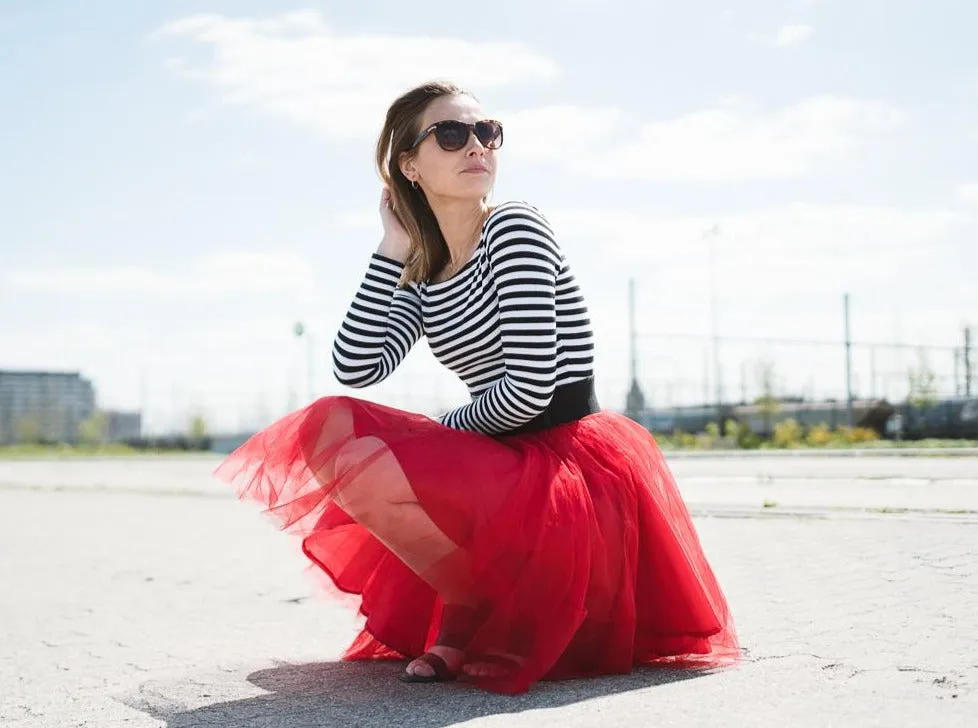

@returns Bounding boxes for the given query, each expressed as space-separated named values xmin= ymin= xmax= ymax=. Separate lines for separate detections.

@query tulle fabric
xmin=215 ymin=396 xmax=739 ymax=694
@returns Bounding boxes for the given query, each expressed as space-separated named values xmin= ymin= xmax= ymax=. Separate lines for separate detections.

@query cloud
xmin=515 ymin=96 xmax=903 ymax=182
xmin=155 ymin=12 xmax=895 ymax=183
xmin=154 ymin=10 xmax=560 ymax=139
xmin=773 ymin=24 xmax=815 ymax=47
xmin=753 ymin=24 xmax=815 ymax=48
xmin=554 ymin=201 xmax=966 ymax=259
xmin=5 ymin=252 xmax=315 ymax=297
xmin=956 ymin=183 xmax=978 ymax=205
xmin=337 ymin=208 xmax=381 ymax=232
xmin=549 ymin=201 xmax=970 ymax=301
xmin=500 ymin=105 xmax=624 ymax=160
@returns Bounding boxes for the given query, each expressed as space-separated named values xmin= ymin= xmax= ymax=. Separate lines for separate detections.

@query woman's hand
xmin=377 ymin=187 xmax=412 ymax=262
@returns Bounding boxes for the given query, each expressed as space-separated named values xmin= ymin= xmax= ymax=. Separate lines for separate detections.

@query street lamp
xmin=703 ymin=224 xmax=723 ymax=426
xmin=293 ymin=321 xmax=315 ymax=404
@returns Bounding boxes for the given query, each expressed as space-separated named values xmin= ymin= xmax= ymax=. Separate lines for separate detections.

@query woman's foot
xmin=462 ymin=652 xmax=525 ymax=679
xmin=401 ymin=645 xmax=465 ymax=682
xmin=401 ymin=601 xmax=492 ymax=683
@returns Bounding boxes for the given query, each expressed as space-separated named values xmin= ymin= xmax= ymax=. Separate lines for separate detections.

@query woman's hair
xmin=375 ymin=80 xmax=478 ymax=285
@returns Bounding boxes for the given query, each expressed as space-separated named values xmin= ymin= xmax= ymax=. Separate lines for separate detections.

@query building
xmin=104 ymin=410 xmax=142 ymax=441
xmin=0 ymin=370 xmax=96 ymax=444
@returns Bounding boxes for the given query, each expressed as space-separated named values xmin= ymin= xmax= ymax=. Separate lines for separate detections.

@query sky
xmin=2 ymin=0 xmax=977 ymax=434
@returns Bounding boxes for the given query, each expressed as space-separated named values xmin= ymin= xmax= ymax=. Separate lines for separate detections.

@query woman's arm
xmin=331 ymin=187 xmax=422 ymax=388
xmin=331 ymin=252 xmax=424 ymax=388
xmin=333 ymin=251 xmax=422 ymax=387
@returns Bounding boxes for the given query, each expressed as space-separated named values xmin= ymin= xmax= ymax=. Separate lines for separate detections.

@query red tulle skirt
xmin=215 ymin=396 xmax=739 ymax=694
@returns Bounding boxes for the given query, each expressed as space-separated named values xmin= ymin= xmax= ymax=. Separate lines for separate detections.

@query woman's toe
xmin=407 ymin=660 xmax=434 ymax=677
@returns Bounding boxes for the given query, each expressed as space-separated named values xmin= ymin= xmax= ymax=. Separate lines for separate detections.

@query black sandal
xmin=400 ymin=652 xmax=458 ymax=683
xmin=400 ymin=601 xmax=491 ymax=684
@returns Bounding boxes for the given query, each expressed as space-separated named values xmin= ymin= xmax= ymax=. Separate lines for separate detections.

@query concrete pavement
xmin=1 ymin=455 xmax=976 ymax=727
xmin=3 ymin=453 xmax=977 ymax=517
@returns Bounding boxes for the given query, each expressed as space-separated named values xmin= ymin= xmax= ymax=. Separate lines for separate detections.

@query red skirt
xmin=215 ymin=396 xmax=739 ymax=694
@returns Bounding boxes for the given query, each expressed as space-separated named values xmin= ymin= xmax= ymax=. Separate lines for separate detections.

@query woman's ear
xmin=398 ymin=151 xmax=417 ymax=183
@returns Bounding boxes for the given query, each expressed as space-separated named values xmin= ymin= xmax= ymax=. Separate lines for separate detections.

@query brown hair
xmin=375 ymin=80 xmax=474 ymax=285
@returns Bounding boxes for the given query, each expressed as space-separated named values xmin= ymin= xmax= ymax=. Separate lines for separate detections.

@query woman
xmin=216 ymin=80 xmax=739 ymax=694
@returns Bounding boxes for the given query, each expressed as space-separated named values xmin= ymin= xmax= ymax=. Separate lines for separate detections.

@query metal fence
xmin=628 ymin=331 xmax=973 ymax=411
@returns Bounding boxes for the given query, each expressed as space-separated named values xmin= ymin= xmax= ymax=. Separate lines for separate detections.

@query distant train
xmin=632 ymin=396 xmax=978 ymax=440
xmin=887 ymin=397 xmax=978 ymax=440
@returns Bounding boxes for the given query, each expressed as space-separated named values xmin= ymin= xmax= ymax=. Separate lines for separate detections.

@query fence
xmin=627 ymin=330 xmax=973 ymax=412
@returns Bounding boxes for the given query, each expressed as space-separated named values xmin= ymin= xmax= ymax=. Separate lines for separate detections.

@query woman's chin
xmin=466 ymin=179 xmax=495 ymax=198
xmin=443 ymin=185 xmax=493 ymax=203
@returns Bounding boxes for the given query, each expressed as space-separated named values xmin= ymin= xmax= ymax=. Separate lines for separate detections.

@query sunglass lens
xmin=434 ymin=121 xmax=469 ymax=151
xmin=476 ymin=121 xmax=503 ymax=149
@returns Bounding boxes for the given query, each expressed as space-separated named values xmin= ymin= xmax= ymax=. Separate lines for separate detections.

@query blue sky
xmin=2 ymin=0 xmax=977 ymax=433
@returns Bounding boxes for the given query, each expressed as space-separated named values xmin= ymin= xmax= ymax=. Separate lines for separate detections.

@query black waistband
xmin=500 ymin=378 xmax=600 ymax=437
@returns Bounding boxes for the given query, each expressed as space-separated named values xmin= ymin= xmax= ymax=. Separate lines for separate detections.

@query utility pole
xmin=954 ymin=348 xmax=961 ymax=397
xmin=624 ymin=279 xmax=646 ymax=419
xmin=844 ymin=293 xmax=854 ymax=427
xmin=869 ymin=346 xmax=877 ymax=400
xmin=966 ymin=326 xmax=973 ymax=397
xmin=704 ymin=224 xmax=723 ymax=425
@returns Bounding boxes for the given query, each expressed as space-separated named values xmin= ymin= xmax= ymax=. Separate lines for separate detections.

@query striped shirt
xmin=331 ymin=201 xmax=595 ymax=435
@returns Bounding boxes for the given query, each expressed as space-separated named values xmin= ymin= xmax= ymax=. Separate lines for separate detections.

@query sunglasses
xmin=409 ymin=119 xmax=504 ymax=152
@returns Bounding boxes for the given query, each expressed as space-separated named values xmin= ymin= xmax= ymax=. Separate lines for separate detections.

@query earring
xmin=411 ymin=180 xmax=419 ymax=190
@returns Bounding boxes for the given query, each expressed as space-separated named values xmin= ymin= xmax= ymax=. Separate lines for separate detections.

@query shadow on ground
xmin=126 ymin=659 xmax=713 ymax=727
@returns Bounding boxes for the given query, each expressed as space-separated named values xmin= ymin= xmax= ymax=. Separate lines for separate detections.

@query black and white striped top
xmin=331 ymin=201 xmax=595 ymax=435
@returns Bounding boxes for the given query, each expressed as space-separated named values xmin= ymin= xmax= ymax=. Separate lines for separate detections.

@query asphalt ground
xmin=1 ymin=454 xmax=975 ymax=727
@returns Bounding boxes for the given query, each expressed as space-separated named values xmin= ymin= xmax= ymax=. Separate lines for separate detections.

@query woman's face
xmin=400 ymin=94 xmax=498 ymax=203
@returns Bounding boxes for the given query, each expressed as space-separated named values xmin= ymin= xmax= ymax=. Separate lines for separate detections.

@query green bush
xmin=836 ymin=426 xmax=880 ymax=444
xmin=740 ymin=432 xmax=763 ymax=449
xmin=654 ymin=419 xmax=883 ymax=451
xmin=806 ymin=423 xmax=833 ymax=447
xmin=724 ymin=419 xmax=762 ymax=449
xmin=678 ymin=432 xmax=699 ymax=449
xmin=772 ymin=418 xmax=803 ymax=448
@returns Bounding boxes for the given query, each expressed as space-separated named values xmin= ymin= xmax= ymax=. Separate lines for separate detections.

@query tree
xmin=753 ymin=359 xmax=780 ymax=433
xmin=188 ymin=414 xmax=209 ymax=440
xmin=907 ymin=349 xmax=938 ymax=409
xmin=77 ymin=412 xmax=108 ymax=445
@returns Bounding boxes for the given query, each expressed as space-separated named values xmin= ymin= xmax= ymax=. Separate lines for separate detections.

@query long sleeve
xmin=439 ymin=207 xmax=559 ymax=434
xmin=331 ymin=254 xmax=424 ymax=388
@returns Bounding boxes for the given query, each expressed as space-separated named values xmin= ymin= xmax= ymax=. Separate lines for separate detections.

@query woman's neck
xmin=429 ymin=198 xmax=489 ymax=263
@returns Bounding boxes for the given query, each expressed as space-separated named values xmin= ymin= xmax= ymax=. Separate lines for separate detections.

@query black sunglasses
xmin=409 ymin=119 xmax=504 ymax=152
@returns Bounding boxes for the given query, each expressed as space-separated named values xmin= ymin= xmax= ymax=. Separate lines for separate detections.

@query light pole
xmin=703 ymin=224 xmax=723 ymax=426
xmin=293 ymin=321 xmax=315 ymax=404
xmin=625 ymin=278 xmax=646 ymax=419
xmin=843 ymin=294 xmax=854 ymax=427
